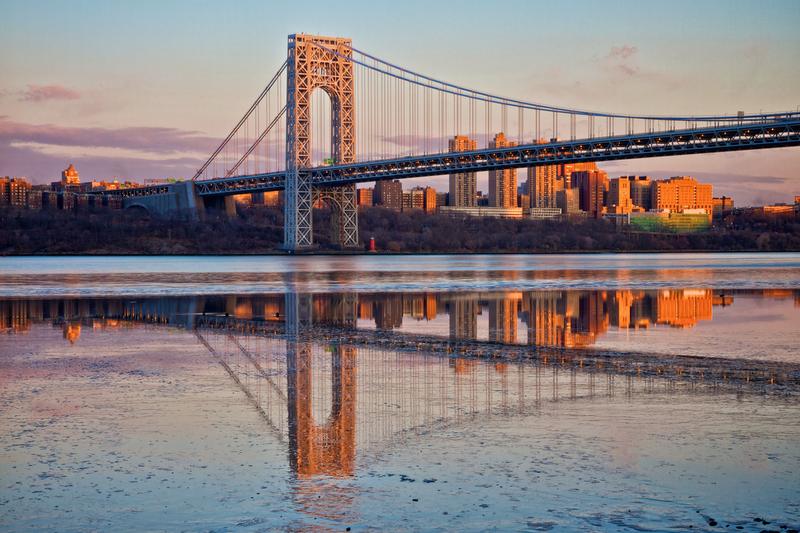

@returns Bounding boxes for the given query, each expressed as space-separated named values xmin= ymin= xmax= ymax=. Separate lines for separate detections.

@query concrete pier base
xmin=121 ymin=182 xmax=239 ymax=220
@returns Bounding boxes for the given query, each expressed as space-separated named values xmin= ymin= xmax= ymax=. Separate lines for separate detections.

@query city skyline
xmin=1 ymin=1 xmax=799 ymax=206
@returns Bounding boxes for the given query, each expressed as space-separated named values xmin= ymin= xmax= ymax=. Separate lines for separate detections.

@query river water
xmin=1 ymin=254 xmax=799 ymax=531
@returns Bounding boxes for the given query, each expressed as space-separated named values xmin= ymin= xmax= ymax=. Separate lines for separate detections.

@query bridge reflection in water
xmin=2 ymin=289 xmax=799 ymax=519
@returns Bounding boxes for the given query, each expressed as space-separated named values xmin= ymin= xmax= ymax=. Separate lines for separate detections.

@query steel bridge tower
xmin=284 ymin=34 xmax=358 ymax=251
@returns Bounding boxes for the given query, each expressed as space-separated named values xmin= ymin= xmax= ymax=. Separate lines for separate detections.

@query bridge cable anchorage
xmin=192 ymin=60 xmax=288 ymax=181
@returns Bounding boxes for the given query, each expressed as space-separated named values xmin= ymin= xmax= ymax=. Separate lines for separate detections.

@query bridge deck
xmin=192 ymin=117 xmax=800 ymax=196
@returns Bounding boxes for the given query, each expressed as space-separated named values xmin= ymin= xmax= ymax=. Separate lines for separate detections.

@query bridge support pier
xmin=122 ymin=181 xmax=206 ymax=220
xmin=317 ymin=184 xmax=358 ymax=248
xmin=202 ymin=195 xmax=236 ymax=219
xmin=284 ymin=170 xmax=314 ymax=249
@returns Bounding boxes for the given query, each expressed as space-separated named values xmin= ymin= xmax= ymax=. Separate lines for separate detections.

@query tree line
xmin=1 ymin=205 xmax=798 ymax=255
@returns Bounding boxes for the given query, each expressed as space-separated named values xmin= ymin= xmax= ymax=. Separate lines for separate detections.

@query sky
xmin=1 ymin=0 xmax=799 ymax=205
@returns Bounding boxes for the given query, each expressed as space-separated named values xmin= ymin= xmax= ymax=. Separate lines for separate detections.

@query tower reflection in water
xmin=2 ymin=289 xmax=799 ymax=524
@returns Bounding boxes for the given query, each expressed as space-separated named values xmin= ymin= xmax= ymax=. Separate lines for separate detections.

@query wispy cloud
xmin=19 ymin=84 xmax=81 ymax=102
xmin=0 ymin=116 xmax=223 ymax=181
xmin=606 ymin=44 xmax=640 ymax=77
xmin=609 ymin=45 xmax=638 ymax=60
xmin=0 ymin=116 xmax=218 ymax=155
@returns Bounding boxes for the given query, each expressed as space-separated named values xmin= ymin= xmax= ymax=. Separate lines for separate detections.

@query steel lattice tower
xmin=285 ymin=34 xmax=358 ymax=250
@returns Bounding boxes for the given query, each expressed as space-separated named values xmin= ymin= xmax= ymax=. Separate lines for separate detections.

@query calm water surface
xmin=1 ymin=254 xmax=799 ymax=531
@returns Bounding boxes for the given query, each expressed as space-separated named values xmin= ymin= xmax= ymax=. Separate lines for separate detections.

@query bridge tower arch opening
xmin=124 ymin=203 xmax=150 ymax=218
xmin=285 ymin=34 xmax=358 ymax=250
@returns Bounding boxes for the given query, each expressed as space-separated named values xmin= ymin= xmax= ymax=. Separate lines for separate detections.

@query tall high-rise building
xmin=529 ymin=163 xmax=558 ymax=208
xmin=527 ymin=139 xmax=561 ymax=208
xmin=0 ymin=177 xmax=9 ymax=205
xmin=488 ymin=133 xmax=518 ymax=207
xmin=0 ymin=177 xmax=31 ymax=208
xmin=401 ymin=191 xmax=413 ymax=211
xmin=406 ymin=187 xmax=426 ymax=211
xmin=422 ymin=186 xmax=437 ymax=214
xmin=356 ymin=188 xmax=373 ymax=207
xmin=608 ymin=177 xmax=633 ymax=214
xmin=373 ymin=180 xmax=403 ymax=210
xmin=712 ymin=196 xmax=734 ymax=219
xmin=557 ymin=188 xmax=581 ymax=214
xmin=61 ymin=163 xmax=80 ymax=188
xmin=573 ymin=170 xmax=609 ymax=218
xmin=448 ymin=135 xmax=477 ymax=207
xmin=561 ymin=161 xmax=598 ymax=188
xmin=651 ymin=176 xmax=713 ymax=219
xmin=621 ymin=176 xmax=652 ymax=210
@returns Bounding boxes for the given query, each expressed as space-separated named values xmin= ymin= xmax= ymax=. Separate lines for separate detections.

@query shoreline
xmin=4 ymin=249 xmax=800 ymax=257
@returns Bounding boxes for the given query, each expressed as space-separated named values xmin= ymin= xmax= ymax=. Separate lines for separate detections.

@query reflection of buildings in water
xmin=358 ymin=300 xmax=374 ymax=320
xmin=363 ymin=292 xmax=438 ymax=329
xmin=488 ymin=293 xmax=521 ymax=344
xmin=373 ymin=294 xmax=403 ymax=330
xmin=92 ymin=318 xmax=120 ymax=330
xmin=610 ymin=289 xmax=635 ymax=329
xmin=424 ymin=293 xmax=437 ymax=320
xmin=233 ymin=298 xmax=253 ymax=319
xmin=654 ymin=289 xmax=713 ymax=329
xmin=7 ymin=288 xmax=800 ymax=351
xmin=403 ymin=293 xmax=438 ymax=321
xmin=450 ymin=358 xmax=477 ymax=375
xmin=1 ymin=300 xmax=31 ymax=334
xmin=608 ymin=289 xmax=717 ymax=332
xmin=760 ymin=289 xmax=798 ymax=310
xmin=62 ymin=322 xmax=81 ymax=344
xmin=573 ymin=290 xmax=609 ymax=346
xmin=524 ymin=291 xmax=565 ymax=347
xmin=523 ymin=289 xmax=718 ymax=348
xmin=713 ymin=294 xmax=734 ymax=307
xmin=532 ymin=290 xmax=610 ymax=348
xmin=449 ymin=297 xmax=478 ymax=340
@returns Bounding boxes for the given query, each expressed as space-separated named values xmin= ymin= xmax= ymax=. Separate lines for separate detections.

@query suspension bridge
xmin=101 ymin=33 xmax=800 ymax=250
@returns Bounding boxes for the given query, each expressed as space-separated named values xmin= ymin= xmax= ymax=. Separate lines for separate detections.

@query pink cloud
xmin=609 ymin=45 xmax=638 ymax=60
xmin=0 ymin=140 xmax=204 ymax=183
xmin=0 ymin=116 xmax=224 ymax=182
xmin=19 ymin=84 xmax=81 ymax=102
xmin=606 ymin=45 xmax=641 ymax=78
xmin=0 ymin=116 xmax=218 ymax=155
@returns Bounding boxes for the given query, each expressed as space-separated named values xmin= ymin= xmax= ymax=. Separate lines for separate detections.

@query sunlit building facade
xmin=61 ymin=163 xmax=80 ymax=188
xmin=0 ymin=177 xmax=31 ymax=207
xmin=488 ymin=133 xmax=518 ymax=208
xmin=607 ymin=177 xmax=633 ymax=214
xmin=651 ymin=176 xmax=713 ymax=220
xmin=373 ymin=180 xmax=403 ymax=211
xmin=573 ymin=169 xmax=609 ymax=219
xmin=448 ymin=135 xmax=478 ymax=207
xmin=622 ymin=176 xmax=652 ymax=210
